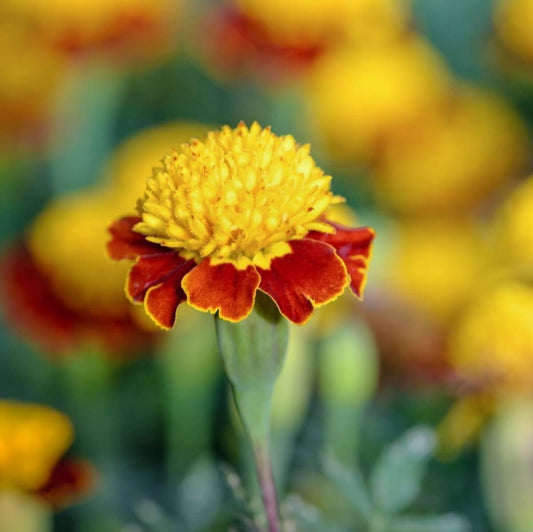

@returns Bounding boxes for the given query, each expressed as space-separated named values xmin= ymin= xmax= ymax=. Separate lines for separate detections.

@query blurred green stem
xmin=158 ymin=315 xmax=220 ymax=483
xmin=49 ymin=63 xmax=127 ymax=194
xmin=60 ymin=349 xmax=116 ymax=462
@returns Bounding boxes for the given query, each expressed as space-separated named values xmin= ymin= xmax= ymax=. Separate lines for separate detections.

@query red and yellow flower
xmin=2 ymin=0 xmax=180 ymax=62
xmin=0 ymin=400 xmax=93 ymax=508
xmin=108 ymin=122 xmax=374 ymax=329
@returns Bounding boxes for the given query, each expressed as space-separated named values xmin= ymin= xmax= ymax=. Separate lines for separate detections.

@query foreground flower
xmin=108 ymin=122 xmax=374 ymax=329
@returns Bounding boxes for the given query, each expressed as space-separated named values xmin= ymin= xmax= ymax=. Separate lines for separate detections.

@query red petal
xmin=257 ymin=239 xmax=349 ymax=325
xmin=0 ymin=244 xmax=157 ymax=357
xmin=0 ymin=245 xmax=78 ymax=354
xmin=35 ymin=458 xmax=95 ymax=510
xmin=182 ymin=260 xmax=260 ymax=322
xmin=107 ymin=216 xmax=161 ymax=260
xmin=127 ymin=253 xmax=196 ymax=329
xmin=309 ymin=223 xmax=375 ymax=297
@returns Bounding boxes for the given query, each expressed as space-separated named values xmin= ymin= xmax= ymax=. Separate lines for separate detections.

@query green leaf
xmin=370 ymin=427 xmax=436 ymax=514
xmin=388 ymin=514 xmax=471 ymax=532
xmin=283 ymin=495 xmax=347 ymax=532
xmin=323 ymin=453 xmax=373 ymax=521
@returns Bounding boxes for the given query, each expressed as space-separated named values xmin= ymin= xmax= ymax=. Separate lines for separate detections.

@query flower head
xmin=373 ymin=86 xmax=528 ymax=215
xmin=0 ymin=401 xmax=94 ymax=509
xmin=108 ymin=122 xmax=374 ymax=328
xmin=0 ymin=401 xmax=73 ymax=491
xmin=1 ymin=188 xmax=155 ymax=356
xmin=3 ymin=0 xmax=179 ymax=61
xmin=447 ymin=281 xmax=533 ymax=393
xmin=305 ymin=36 xmax=452 ymax=162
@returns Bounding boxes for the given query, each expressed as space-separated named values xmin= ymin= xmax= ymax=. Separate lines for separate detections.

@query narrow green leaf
xmin=370 ymin=427 xmax=435 ymax=514
xmin=323 ymin=453 xmax=373 ymax=520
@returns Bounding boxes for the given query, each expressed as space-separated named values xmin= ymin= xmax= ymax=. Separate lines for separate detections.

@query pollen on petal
xmin=182 ymin=260 xmax=261 ymax=322
xmin=257 ymin=239 xmax=349 ymax=325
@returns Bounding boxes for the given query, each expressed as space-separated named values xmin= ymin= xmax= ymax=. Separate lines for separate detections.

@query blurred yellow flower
xmin=3 ymin=0 xmax=180 ymax=58
xmin=233 ymin=0 xmax=408 ymax=48
xmin=373 ymin=86 xmax=529 ymax=215
xmin=0 ymin=21 xmax=65 ymax=151
xmin=495 ymin=0 xmax=533 ymax=64
xmin=447 ymin=281 xmax=533 ymax=393
xmin=305 ymin=36 xmax=452 ymax=162
xmin=493 ymin=175 xmax=533 ymax=269
xmin=0 ymin=401 xmax=73 ymax=492
xmin=28 ymin=189 xmax=132 ymax=317
xmin=344 ymin=0 xmax=410 ymax=46
xmin=439 ymin=281 xmax=533 ymax=457
xmin=378 ymin=218 xmax=490 ymax=324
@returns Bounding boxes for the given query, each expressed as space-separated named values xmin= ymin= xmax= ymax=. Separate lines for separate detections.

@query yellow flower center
xmin=134 ymin=122 xmax=341 ymax=269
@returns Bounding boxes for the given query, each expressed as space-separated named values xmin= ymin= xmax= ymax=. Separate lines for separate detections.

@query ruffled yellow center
xmin=135 ymin=122 xmax=342 ymax=269
xmin=0 ymin=401 xmax=73 ymax=491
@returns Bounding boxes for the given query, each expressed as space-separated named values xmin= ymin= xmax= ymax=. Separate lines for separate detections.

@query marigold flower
xmin=0 ymin=401 xmax=73 ymax=491
xmin=373 ymin=86 xmax=529 ymax=215
xmin=108 ymin=122 xmax=374 ymax=329
xmin=0 ymin=401 xmax=94 ymax=508
xmin=3 ymin=0 xmax=179 ymax=61
xmin=201 ymin=0 xmax=408 ymax=84
xmin=438 ymin=281 xmax=533 ymax=456
xmin=447 ymin=281 xmax=533 ymax=393
xmin=305 ymin=36 xmax=452 ymax=162
xmin=1 ymin=189 xmax=155 ymax=356
xmin=379 ymin=218 xmax=490 ymax=323
xmin=0 ymin=22 xmax=65 ymax=152
xmin=232 ymin=0 xmax=407 ymax=48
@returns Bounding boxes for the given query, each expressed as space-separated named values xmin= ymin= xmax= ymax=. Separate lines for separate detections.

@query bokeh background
xmin=1 ymin=0 xmax=533 ymax=530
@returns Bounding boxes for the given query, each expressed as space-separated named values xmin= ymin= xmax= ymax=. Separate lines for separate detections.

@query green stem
xmin=215 ymin=293 xmax=288 ymax=532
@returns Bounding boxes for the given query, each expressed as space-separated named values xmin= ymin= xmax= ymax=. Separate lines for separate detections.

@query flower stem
xmin=215 ymin=292 xmax=288 ymax=532
xmin=253 ymin=443 xmax=280 ymax=532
